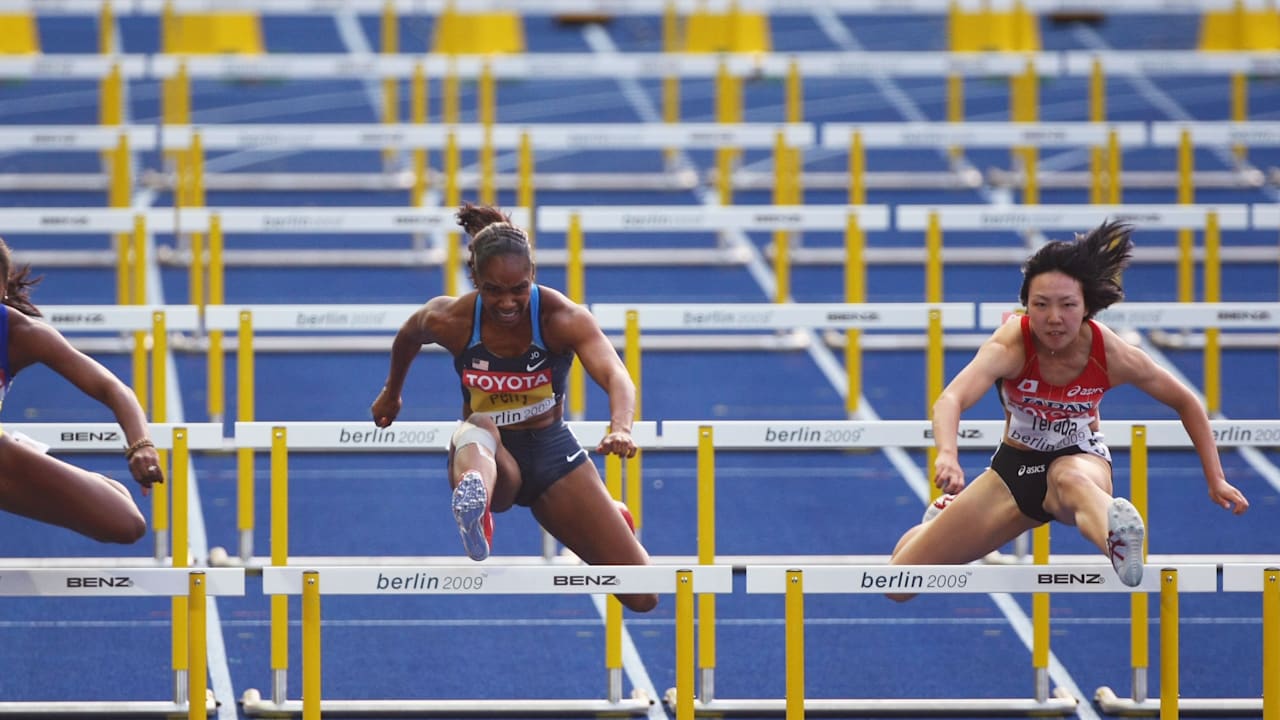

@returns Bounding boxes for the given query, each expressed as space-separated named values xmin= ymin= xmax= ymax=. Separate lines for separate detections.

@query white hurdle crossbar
xmin=673 ymin=564 xmax=1218 ymax=717
xmin=211 ymin=420 xmax=661 ymax=568
xmin=0 ymin=567 xmax=244 ymax=717
xmin=244 ymin=564 xmax=733 ymax=718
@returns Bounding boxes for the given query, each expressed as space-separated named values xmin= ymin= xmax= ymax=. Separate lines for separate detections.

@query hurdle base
xmin=0 ymin=691 xmax=216 ymax=716
xmin=1094 ymin=686 xmax=1262 ymax=715
xmin=241 ymin=688 xmax=653 ymax=717
xmin=663 ymin=688 xmax=1079 ymax=716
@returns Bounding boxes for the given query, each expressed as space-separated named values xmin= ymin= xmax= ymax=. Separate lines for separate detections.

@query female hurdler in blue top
xmin=371 ymin=202 xmax=656 ymax=613
xmin=0 ymin=239 xmax=161 ymax=544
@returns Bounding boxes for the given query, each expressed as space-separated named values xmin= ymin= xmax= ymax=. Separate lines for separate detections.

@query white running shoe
xmin=922 ymin=493 xmax=957 ymax=523
xmin=1106 ymin=497 xmax=1145 ymax=587
xmin=452 ymin=471 xmax=493 ymax=561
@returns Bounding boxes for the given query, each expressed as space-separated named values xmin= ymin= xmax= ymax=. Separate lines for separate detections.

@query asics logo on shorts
xmin=1018 ymin=463 xmax=1046 ymax=476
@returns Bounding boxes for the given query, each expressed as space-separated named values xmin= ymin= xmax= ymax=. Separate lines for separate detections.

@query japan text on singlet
xmin=454 ymin=285 xmax=573 ymax=427
xmin=997 ymin=315 xmax=1110 ymax=453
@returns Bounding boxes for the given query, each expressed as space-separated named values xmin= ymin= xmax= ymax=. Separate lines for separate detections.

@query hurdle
xmin=0 ymin=566 xmax=245 ymax=717
xmin=589 ymin=302 xmax=973 ymax=421
xmin=651 ymin=418 xmax=1267 ymax=712
xmin=693 ymin=563 xmax=1219 ymax=716
xmin=536 ymin=202 xmax=882 ymax=312
xmin=822 ymin=121 xmax=1145 ymax=202
xmin=242 ymin=564 xmax=733 ymax=717
xmin=895 ymin=203 xmax=1255 ymax=303
xmin=210 ymin=419 xmax=660 ymax=569
xmin=1095 ymin=563 xmax=1280 ymax=715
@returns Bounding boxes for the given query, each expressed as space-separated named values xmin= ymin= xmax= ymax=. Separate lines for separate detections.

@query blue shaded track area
xmin=1 ymin=8 xmax=1279 ymax=720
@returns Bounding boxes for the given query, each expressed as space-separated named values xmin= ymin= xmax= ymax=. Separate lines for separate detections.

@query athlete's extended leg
xmin=0 ymin=436 xmax=146 ymax=544
xmin=888 ymin=468 xmax=1039 ymax=602
xmin=1041 ymin=454 xmax=1144 ymax=586
xmin=447 ymin=416 xmax=520 ymax=561
xmin=533 ymin=462 xmax=657 ymax=612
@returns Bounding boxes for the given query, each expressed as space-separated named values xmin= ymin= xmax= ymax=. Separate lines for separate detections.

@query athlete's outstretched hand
xmin=370 ymin=387 xmax=402 ymax=428
xmin=933 ymin=450 xmax=967 ymax=495
xmin=596 ymin=430 xmax=637 ymax=459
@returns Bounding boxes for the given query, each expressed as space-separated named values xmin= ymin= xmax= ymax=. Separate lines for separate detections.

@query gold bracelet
xmin=125 ymin=438 xmax=155 ymax=460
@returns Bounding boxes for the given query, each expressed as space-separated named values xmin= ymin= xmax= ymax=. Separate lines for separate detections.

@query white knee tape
xmin=452 ymin=421 xmax=497 ymax=456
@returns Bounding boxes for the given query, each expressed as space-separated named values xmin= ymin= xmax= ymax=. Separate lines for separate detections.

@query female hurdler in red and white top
xmin=889 ymin=220 xmax=1249 ymax=598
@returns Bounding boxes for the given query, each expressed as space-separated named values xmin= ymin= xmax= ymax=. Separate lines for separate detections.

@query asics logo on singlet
xmin=1018 ymin=463 xmax=1046 ymax=476
xmin=1066 ymin=385 xmax=1104 ymax=397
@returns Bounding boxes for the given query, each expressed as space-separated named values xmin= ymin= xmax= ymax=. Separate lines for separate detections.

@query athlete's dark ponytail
xmin=457 ymin=202 xmax=533 ymax=288
xmin=1019 ymin=220 xmax=1133 ymax=319
xmin=0 ymin=238 xmax=42 ymax=318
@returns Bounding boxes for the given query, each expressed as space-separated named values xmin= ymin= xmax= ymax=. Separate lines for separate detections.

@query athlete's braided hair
xmin=0 ymin=238 xmax=43 ymax=317
xmin=1019 ymin=219 xmax=1133 ymax=320
xmin=456 ymin=202 xmax=533 ymax=287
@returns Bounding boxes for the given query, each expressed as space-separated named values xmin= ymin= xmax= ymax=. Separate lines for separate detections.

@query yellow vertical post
xmin=131 ymin=214 xmax=149 ymax=415
xmin=785 ymin=570 xmax=805 ymax=720
xmin=696 ymin=426 xmax=717 ymax=702
xmin=715 ymin=59 xmax=737 ymax=205
xmin=1107 ymin=128 xmax=1122 ymax=204
xmin=1160 ymin=569 xmax=1180 ymax=720
xmin=187 ymin=134 xmax=206 ymax=309
xmin=100 ymin=63 xmax=122 ymax=129
xmin=675 ymin=570 xmax=694 ymax=720
xmin=1015 ymin=60 xmax=1039 ymax=205
xmin=1032 ymin=524 xmax=1051 ymax=682
xmin=1089 ymin=58 xmax=1106 ymax=205
xmin=849 ymin=131 xmax=865 ymax=206
xmin=662 ymin=1 xmax=681 ymax=167
xmin=568 ymin=213 xmax=585 ymax=420
xmin=270 ymin=428 xmax=289 ymax=702
xmin=302 ymin=572 xmax=321 ymax=720
xmin=380 ymin=0 xmax=399 ymax=170
xmin=624 ymin=310 xmax=643 ymax=531
xmin=925 ymin=211 xmax=943 ymax=303
xmin=410 ymin=62 xmax=428 ymax=206
xmin=926 ymin=309 xmax=943 ymax=489
xmin=1264 ymin=569 xmax=1279 ymax=720
xmin=1177 ymin=129 xmax=1195 ymax=303
xmin=518 ymin=132 xmax=534 ymax=246
xmin=111 ymin=134 xmax=131 ymax=304
xmin=1204 ymin=211 xmax=1221 ymax=414
xmin=99 ymin=2 xmax=115 ymax=54
xmin=605 ymin=453 xmax=624 ymax=678
xmin=1232 ymin=73 xmax=1248 ymax=162
xmin=186 ymin=571 xmax=206 ymax=720
xmin=845 ymin=213 xmax=865 ymax=416
xmin=1130 ymin=426 xmax=1150 ymax=688
xmin=947 ymin=73 xmax=963 ymax=159
xmin=207 ymin=214 xmax=225 ymax=423
xmin=151 ymin=312 xmax=170 ymax=564
xmin=444 ymin=131 xmax=460 ymax=297
xmin=237 ymin=311 xmax=255 ymax=560
xmin=170 ymin=428 xmax=188 ymax=697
